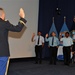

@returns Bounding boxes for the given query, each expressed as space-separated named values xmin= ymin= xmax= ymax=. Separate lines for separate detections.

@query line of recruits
xmin=31 ymin=17 xmax=75 ymax=66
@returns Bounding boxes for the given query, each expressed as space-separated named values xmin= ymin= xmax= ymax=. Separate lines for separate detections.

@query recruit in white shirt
xmin=33 ymin=36 xmax=44 ymax=46
xmin=60 ymin=37 xmax=73 ymax=46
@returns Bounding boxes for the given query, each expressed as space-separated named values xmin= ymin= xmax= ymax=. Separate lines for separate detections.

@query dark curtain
xmin=38 ymin=0 xmax=75 ymax=58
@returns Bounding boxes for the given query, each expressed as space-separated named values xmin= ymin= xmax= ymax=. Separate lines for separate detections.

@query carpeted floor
xmin=8 ymin=60 xmax=75 ymax=75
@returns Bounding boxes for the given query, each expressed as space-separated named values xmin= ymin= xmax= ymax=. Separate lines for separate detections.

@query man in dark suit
xmin=0 ymin=8 xmax=27 ymax=75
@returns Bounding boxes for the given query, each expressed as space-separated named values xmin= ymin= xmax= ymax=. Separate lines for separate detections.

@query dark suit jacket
xmin=0 ymin=18 xmax=27 ymax=56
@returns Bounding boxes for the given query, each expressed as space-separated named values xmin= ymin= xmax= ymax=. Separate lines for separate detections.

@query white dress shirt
xmin=33 ymin=35 xmax=44 ymax=46
xmin=60 ymin=37 xmax=73 ymax=46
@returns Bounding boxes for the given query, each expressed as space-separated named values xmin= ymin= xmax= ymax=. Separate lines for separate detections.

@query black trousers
xmin=72 ymin=42 xmax=75 ymax=52
xmin=35 ymin=45 xmax=42 ymax=63
xmin=63 ymin=46 xmax=71 ymax=65
xmin=49 ymin=47 xmax=58 ymax=64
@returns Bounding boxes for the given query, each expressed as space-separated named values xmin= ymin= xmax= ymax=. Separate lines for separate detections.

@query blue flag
xmin=60 ymin=22 xmax=69 ymax=32
xmin=49 ymin=22 xmax=58 ymax=37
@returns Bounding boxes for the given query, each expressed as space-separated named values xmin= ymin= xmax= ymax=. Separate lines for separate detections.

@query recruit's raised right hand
xmin=31 ymin=33 xmax=35 ymax=42
xmin=32 ymin=33 xmax=35 ymax=38
xmin=19 ymin=8 xmax=25 ymax=18
xmin=46 ymin=34 xmax=48 ymax=38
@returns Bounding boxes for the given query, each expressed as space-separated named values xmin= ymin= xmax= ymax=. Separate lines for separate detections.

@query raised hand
xmin=19 ymin=8 xmax=25 ymax=18
xmin=32 ymin=33 xmax=35 ymax=38
xmin=31 ymin=33 xmax=35 ymax=42
xmin=46 ymin=34 xmax=48 ymax=38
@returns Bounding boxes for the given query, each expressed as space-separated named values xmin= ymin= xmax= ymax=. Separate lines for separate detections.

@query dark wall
xmin=38 ymin=0 xmax=75 ymax=36
xmin=38 ymin=0 xmax=75 ymax=58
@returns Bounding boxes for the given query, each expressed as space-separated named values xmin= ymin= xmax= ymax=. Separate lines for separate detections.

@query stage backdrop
xmin=38 ymin=0 xmax=75 ymax=58
xmin=0 ymin=0 xmax=39 ymax=58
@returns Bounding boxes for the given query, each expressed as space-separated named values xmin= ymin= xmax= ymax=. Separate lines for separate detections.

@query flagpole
xmin=64 ymin=16 xmax=66 ymax=22
xmin=53 ymin=17 xmax=54 ymax=23
xmin=64 ymin=16 xmax=67 ymax=33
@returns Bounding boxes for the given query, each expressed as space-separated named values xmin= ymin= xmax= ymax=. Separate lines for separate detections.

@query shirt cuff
xmin=20 ymin=18 xmax=27 ymax=23
xmin=19 ymin=20 xmax=26 ymax=26
xmin=19 ymin=18 xmax=27 ymax=24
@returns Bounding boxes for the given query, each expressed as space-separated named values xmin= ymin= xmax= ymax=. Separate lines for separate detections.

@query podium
xmin=57 ymin=46 xmax=64 ymax=60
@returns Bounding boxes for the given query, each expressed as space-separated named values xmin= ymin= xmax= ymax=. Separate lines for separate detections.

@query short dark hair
xmin=50 ymin=31 xmax=56 ymax=36
xmin=0 ymin=8 xmax=3 ymax=11
xmin=65 ymin=32 xmax=69 ymax=35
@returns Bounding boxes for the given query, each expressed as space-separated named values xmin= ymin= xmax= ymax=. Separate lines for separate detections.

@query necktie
xmin=37 ymin=36 xmax=40 ymax=45
xmin=52 ymin=37 xmax=54 ymax=45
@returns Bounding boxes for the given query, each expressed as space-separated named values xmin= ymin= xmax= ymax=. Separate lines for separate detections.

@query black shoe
xmin=49 ymin=62 xmax=52 ymax=65
xmin=66 ymin=63 xmax=70 ymax=66
xmin=54 ymin=63 xmax=56 ymax=65
xmin=35 ymin=62 xmax=38 ymax=64
xmin=64 ymin=63 xmax=67 ymax=65
xmin=39 ymin=61 xmax=42 ymax=64
xmin=64 ymin=63 xmax=70 ymax=66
